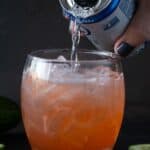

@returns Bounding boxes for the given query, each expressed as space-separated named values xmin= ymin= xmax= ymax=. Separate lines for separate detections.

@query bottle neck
xmin=74 ymin=0 xmax=99 ymax=8
xmin=63 ymin=0 xmax=120 ymax=24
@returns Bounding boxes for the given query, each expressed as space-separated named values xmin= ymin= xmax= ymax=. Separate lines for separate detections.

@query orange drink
xmin=21 ymin=50 xmax=124 ymax=150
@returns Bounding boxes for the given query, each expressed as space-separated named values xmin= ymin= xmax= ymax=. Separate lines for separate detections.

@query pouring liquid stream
xmin=70 ymin=4 xmax=92 ymax=71
xmin=70 ymin=20 xmax=81 ymax=71
xmin=70 ymin=4 xmax=93 ymax=62
xmin=71 ymin=20 xmax=80 ymax=61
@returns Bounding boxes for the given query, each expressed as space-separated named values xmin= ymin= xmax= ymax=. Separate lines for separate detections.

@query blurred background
xmin=0 ymin=0 xmax=94 ymax=102
xmin=0 ymin=0 xmax=150 ymax=148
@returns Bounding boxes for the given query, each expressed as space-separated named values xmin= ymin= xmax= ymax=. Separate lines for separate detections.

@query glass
xmin=21 ymin=49 xmax=125 ymax=150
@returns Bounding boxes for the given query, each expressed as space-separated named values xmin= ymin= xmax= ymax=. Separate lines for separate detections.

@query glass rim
xmin=28 ymin=49 xmax=121 ymax=63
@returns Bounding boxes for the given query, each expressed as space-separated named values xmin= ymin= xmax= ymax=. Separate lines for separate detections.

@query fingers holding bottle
xmin=114 ymin=0 xmax=150 ymax=57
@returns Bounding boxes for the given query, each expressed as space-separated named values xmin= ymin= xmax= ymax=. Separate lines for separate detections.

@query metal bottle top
xmin=59 ymin=0 xmax=120 ymax=23
xmin=74 ymin=0 xmax=99 ymax=7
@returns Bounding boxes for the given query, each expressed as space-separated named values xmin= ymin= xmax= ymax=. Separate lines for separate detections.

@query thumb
xmin=114 ymin=7 xmax=145 ymax=57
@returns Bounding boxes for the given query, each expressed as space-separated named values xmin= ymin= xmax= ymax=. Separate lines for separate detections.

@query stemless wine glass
xmin=21 ymin=49 xmax=125 ymax=150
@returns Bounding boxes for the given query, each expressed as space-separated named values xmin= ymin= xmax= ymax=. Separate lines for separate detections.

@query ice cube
xmin=57 ymin=55 xmax=67 ymax=61
xmin=29 ymin=59 xmax=53 ymax=81
xmin=54 ymin=56 xmax=71 ymax=72
xmin=50 ymin=56 xmax=71 ymax=83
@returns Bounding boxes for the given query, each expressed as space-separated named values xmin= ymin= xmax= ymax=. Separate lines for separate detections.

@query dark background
xmin=0 ymin=0 xmax=150 ymax=149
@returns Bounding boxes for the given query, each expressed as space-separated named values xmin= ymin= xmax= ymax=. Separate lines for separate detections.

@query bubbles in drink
xmin=22 ymin=66 xmax=124 ymax=150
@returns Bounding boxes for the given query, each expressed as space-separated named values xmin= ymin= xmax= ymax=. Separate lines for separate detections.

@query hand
xmin=114 ymin=0 xmax=150 ymax=57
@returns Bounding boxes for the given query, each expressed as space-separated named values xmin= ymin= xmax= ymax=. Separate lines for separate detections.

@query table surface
xmin=1 ymin=102 xmax=150 ymax=150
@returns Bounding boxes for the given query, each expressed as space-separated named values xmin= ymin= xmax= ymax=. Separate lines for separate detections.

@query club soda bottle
xmin=59 ymin=0 xmax=135 ymax=51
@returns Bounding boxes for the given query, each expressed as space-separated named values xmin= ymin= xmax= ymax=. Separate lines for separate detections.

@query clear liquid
xmin=70 ymin=16 xmax=81 ymax=70
xmin=71 ymin=20 xmax=80 ymax=62
xmin=70 ymin=5 xmax=91 ymax=71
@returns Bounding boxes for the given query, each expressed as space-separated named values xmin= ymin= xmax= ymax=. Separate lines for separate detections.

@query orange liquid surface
xmin=21 ymin=72 xmax=124 ymax=150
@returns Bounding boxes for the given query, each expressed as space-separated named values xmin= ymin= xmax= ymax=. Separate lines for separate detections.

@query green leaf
xmin=0 ymin=96 xmax=21 ymax=133
xmin=129 ymin=144 xmax=150 ymax=150
xmin=0 ymin=144 xmax=5 ymax=150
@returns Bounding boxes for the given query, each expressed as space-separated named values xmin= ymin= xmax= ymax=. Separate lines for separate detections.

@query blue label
xmin=104 ymin=16 xmax=120 ymax=31
xmin=119 ymin=0 xmax=135 ymax=19
xmin=63 ymin=0 xmax=120 ymax=24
